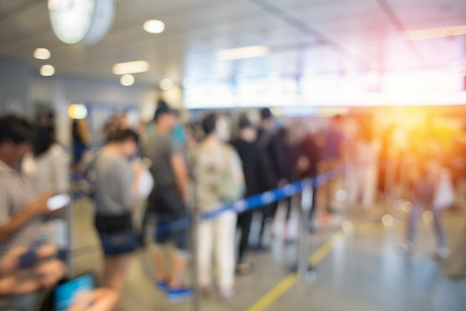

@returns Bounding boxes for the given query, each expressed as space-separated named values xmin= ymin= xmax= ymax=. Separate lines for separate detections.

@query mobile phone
xmin=54 ymin=273 xmax=95 ymax=311
xmin=47 ymin=194 xmax=70 ymax=211
xmin=18 ymin=235 xmax=48 ymax=268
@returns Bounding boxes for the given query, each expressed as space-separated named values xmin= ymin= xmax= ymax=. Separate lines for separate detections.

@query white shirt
xmin=22 ymin=144 xmax=70 ymax=195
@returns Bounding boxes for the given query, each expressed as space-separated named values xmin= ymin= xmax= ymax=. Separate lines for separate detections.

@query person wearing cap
xmin=143 ymin=106 xmax=192 ymax=302
xmin=231 ymin=116 xmax=271 ymax=275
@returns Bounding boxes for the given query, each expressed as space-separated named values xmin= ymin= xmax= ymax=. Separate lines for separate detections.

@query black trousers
xmin=237 ymin=210 xmax=254 ymax=264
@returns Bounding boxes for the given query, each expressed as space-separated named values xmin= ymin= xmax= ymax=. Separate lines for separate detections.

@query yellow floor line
xmin=246 ymin=230 xmax=343 ymax=311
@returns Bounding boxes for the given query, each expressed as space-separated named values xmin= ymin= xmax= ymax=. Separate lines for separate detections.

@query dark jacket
xmin=231 ymin=139 xmax=272 ymax=197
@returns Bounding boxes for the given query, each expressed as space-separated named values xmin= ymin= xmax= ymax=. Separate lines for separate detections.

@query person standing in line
xmin=0 ymin=116 xmax=63 ymax=311
xmin=190 ymin=114 xmax=245 ymax=300
xmin=143 ymin=106 xmax=193 ymax=302
xmin=93 ymin=129 xmax=140 ymax=310
xmin=346 ymin=120 xmax=379 ymax=212
xmin=22 ymin=126 xmax=70 ymax=257
xmin=231 ymin=117 xmax=271 ymax=275
xmin=255 ymin=108 xmax=278 ymax=249
xmin=22 ymin=126 xmax=69 ymax=196
xmin=398 ymin=159 xmax=449 ymax=259
xmin=319 ymin=115 xmax=346 ymax=214
xmin=296 ymin=131 xmax=322 ymax=232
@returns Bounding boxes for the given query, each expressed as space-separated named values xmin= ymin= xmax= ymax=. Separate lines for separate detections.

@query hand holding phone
xmin=47 ymin=194 xmax=70 ymax=211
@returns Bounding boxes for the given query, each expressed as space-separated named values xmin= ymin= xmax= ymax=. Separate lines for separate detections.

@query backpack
xmin=218 ymin=146 xmax=245 ymax=203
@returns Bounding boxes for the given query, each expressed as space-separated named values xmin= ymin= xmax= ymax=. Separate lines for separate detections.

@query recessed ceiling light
xmin=121 ymin=74 xmax=135 ymax=86
xmin=216 ymin=45 xmax=270 ymax=61
xmin=113 ymin=61 xmax=150 ymax=75
xmin=404 ymin=24 xmax=466 ymax=40
xmin=40 ymin=65 xmax=55 ymax=76
xmin=160 ymin=78 xmax=173 ymax=90
xmin=34 ymin=48 xmax=51 ymax=60
xmin=144 ymin=20 xmax=165 ymax=34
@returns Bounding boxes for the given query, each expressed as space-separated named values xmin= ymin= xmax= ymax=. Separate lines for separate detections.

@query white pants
xmin=347 ymin=165 xmax=377 ymax=209
xmin=198 ymin=210 xmax=237 ymax=289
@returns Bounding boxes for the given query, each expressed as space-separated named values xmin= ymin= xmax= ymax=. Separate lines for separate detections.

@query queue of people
xmin=1 ymin=105 xmax=464 ymax=310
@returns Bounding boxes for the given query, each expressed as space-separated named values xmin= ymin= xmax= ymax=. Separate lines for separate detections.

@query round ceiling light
xmin=160 ymin=78 xmax=173 ymax=90
xmin=34 ymin=48 xmax=51 ymax=60
xmin=121 ymin=74 xmax=135 ymax=86
xmin=40 ymin=64 xmax=55 ymax=76
xmin=68 ymin=104 xmax=88 ymax=119
xmin=144 ymin=20 xmax=165 ymax=34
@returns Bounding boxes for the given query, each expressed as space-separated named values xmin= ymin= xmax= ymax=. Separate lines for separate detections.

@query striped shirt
xmin=0 ymin=160 xmax=43 ymax=258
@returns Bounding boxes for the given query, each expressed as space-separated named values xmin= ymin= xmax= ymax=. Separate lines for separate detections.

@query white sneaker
xmin=433 ymin=247 xmax=450 ymax=259
xmin=398 ymin=242 xmax=413 ymax=255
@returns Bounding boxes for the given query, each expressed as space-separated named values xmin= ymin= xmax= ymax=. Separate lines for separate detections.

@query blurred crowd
xmin=1 ymin=102 xmax=466 ymax=310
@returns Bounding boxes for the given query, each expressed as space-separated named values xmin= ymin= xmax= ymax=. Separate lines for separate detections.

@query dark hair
xmin=154 ymin=106 xmax=176 ymax=123
xmin=110 ymin=129 xmax=139 ymax=144
xmin=260 ymin=108 xmax=272 ymax=120
xmin=33 ymin=126 xmax=55 ymax=157
xmin=202 ymin=114 xmax=216 ymax=135
xmin=238 ymin=116 xmax=252 ymax=129
xmin=0 ymin=115 xmax=35 ymax=145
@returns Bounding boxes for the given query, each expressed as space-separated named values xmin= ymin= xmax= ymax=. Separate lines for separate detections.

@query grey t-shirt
xmin=145 ymin=132 xmax=177 ymax=190
xmin=95 ymin=154 xmax=133 ymax=215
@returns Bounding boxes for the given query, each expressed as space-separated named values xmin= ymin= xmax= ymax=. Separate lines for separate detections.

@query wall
xmin=0 ymin=61 xmax=33 ymax=117
xmin=33 ymin=75 xmax=160 ymax=145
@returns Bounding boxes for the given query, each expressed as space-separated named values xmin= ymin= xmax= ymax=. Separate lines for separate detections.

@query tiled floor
xmin=72 ymin=198 xmax=466 ymax=311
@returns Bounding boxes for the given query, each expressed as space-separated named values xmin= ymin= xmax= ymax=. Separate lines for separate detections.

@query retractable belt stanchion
xmin=191 ymin=184 xmax=201 ymax=311
xmin=297 ymin=184 xmax=313 ymax=276
xmin=65 ymin=193 xmax=75 ymax=278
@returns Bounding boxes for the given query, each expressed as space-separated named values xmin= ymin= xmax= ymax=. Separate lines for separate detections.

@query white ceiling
xmin=0 ymin=0 xmax=465 ymax=86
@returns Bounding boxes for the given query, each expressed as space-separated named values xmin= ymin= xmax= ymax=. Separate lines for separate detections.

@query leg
xmin=237 ymin=211 xmax=254 ymax=265
xmin=102 ymin=254 xmax=131 ymax=310
xmin=407 ymin=202 xmax=422 ymax=244
xmin=169 ymin=251 xmax=188 ymax=288
xmin=215 ymin=211 xmax=237 ymax=296
xmin=197 ymin=220 xmax=213 ymax=288
xmin=152 ymin=245 xmax=166 ymax=281
xmin=432 ymin=208 xmax=446 ymax=247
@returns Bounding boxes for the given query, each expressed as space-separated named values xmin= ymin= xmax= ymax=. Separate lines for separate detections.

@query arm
xmin=0 ymin=195 xmax=50 ymax=244
xmin=171 ymin=154 xmax=189 ymax=202
xmin=0 ymin=245 xmax=66 ymax=297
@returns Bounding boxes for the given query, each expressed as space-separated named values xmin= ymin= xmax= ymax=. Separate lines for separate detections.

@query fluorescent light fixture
xmin=121 ymin=74 xmax=135 ymax=86
xmin=113 ymin=61 xmax=150 ymax=75
xmin=405 ymin=24 xmax=466 ymax=40
xmin=160 ymin=78 xmax=173 ymax=90
xmin=40 ymin=64 xmax=55 ymax=76
xmin=144 ymin=20 xmax=165 ymax=34
xmin=34 ymin=48 xmax=50 ymax=60
xmin=216 ymin=45 xmax=269 ymax=61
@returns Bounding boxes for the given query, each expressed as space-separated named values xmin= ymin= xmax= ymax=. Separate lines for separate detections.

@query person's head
xmin=238 ymin=116 xmax=257 ymax=143
xmin=154 ymin=106 xmax=177 ymax=132
xmin=0 ymin=115 xmax=35 ymax=166
xmin=260 ymin=108 xmax=273 ymax=130
xmin=202 ymin=114 xmax=217 ymax=138
xmin=33 ymin=126 xmax=55 ymax=157
xmin=331 ymin=114 xmax=343 ymax=127
xmin=109 ymin=129 xmax=139 ymax=158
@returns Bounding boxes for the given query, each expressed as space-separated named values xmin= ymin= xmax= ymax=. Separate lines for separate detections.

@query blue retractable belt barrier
xmin=153 ymin=164 xmax=346 ymax=237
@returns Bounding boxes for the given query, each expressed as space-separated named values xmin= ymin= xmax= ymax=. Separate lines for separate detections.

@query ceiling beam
xmin=242 ymin=0 xmax=370 ymax=70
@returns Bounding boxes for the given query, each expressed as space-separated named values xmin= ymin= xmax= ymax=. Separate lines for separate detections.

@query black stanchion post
xmin=191 ymin=187 xmax=201 ymax=311
xmin=298 ymin=184 xmax=313 ymax=276
xmin=66 ymin=193 xmax=75 ymax=278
